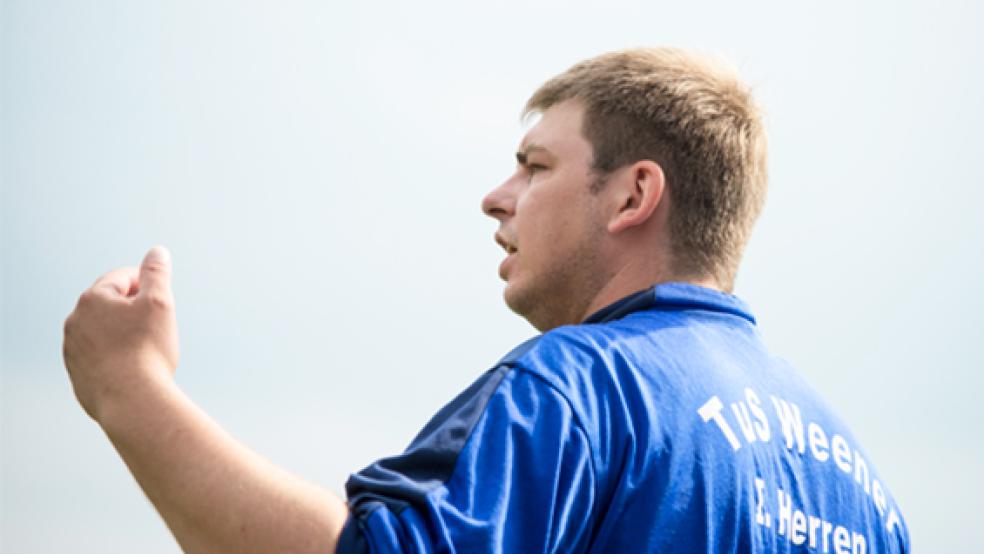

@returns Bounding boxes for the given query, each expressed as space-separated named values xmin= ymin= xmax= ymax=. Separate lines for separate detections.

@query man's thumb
xmin=139 ymin=246 xmax=173 ymax=296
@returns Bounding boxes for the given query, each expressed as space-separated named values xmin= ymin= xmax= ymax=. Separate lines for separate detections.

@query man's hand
xmin=62 ymin=246 xmax=347 ymax=553
xmin=64 ymin=246 xmax=179 ymax=421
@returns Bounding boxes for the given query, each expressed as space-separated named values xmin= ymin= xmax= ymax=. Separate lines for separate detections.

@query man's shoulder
xmin=492 ymin=316 xmax=687 ymax=402
xmin=495 ymin=322 xmax=622 ymax=373
xmin=499 ymin=305 xmax=737 ymax=375
xmin=494 ymin=306 xmax=786 ymax=432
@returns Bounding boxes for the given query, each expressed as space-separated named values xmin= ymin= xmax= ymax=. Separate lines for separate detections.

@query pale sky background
xmin=2 ymin=1 xmax=982 ymax=552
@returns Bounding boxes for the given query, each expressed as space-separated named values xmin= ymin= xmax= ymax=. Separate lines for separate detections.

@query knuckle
xmin=77 ymin=288 xmax=95 ymax=305
xmin=78 ymin=286 xmax=111 ymax=306
xmin=145 ymin=292 xmax=173 ymax=311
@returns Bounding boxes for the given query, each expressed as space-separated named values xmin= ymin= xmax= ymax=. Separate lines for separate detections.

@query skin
xmin=63 ymin=248 xmax=348 ymax=553
xmin=482 ymin=99 xmax=714 ymax=331
xmin=62 ymin=99 xmax=716 ymax=552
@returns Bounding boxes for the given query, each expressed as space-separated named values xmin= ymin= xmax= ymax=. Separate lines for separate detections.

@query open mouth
xmin=495 ymin=232 xmax=517 ymax=255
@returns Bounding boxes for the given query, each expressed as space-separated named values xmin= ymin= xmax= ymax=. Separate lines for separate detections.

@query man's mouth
xmin=495 ymin=233 xmax=518 ymax=280
xmin=495 ymin=233 xmax=517 ymax=255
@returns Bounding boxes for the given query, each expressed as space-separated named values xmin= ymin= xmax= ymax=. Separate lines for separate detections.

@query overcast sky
xmin=3 ymin=1 xmax=982 ymax=551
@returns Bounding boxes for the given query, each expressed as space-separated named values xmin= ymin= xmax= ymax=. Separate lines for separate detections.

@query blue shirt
xmin=337 ymin=283 xmax=910 ymax=553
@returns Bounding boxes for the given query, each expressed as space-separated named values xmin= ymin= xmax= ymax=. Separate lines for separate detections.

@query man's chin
xmin=503 ymin=284 xmax=555 ymax=332
xmin=502 ymin=282 xmax=523 ymax=314
xmin=503 ymin=283 xmax=532 ymax=319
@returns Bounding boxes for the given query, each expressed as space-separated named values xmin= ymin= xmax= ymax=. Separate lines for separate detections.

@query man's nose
xmin=481 ymin=178 xmax=517 ymax=221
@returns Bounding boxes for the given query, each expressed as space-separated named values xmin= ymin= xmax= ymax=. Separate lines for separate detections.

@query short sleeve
xmin=336 ymin=366 xmax=597 ymax=554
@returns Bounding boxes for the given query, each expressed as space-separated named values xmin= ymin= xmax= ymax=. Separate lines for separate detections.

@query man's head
xmin=483 ymin=48 xmax=767 ymax=331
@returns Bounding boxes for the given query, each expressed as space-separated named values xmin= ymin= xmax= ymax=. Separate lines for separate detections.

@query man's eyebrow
xmin=515 ymin=144 xmax=550 ymax=165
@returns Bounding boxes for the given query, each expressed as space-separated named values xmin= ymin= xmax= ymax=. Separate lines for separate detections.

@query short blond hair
xmin=525 ymin=48 xmax=768 ymax=290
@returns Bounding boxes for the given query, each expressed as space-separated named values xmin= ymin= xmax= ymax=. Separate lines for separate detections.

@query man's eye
xmin=527 ymin=164 xmax=546 ymax=181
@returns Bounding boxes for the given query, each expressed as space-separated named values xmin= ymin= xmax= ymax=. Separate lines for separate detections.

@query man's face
xmin=481 ymin=100 xmax=611 ymax=331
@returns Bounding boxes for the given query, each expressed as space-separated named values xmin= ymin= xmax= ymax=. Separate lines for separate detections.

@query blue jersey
xmin=337 ymin=283 xmax=910 ymax=553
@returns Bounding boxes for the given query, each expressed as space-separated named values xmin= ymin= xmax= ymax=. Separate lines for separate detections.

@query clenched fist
xmin=63 ymin=246 xmax=180 ymax=422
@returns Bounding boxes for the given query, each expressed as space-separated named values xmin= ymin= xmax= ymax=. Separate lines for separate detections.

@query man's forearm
xmin=64 ymin=249 xmax=349 ymax=552
xmin=99 ymin=376 xmax=348 ymax=554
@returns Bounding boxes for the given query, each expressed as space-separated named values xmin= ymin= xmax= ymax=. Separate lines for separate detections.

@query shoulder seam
xmin=421 ymin=362 xmax=600 ymax=526
xmin=507 ymin=362 xmax=600 ymax=517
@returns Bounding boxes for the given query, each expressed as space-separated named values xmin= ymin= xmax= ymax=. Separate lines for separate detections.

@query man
xmin=63 ymin=48 xmax=910 ymax=552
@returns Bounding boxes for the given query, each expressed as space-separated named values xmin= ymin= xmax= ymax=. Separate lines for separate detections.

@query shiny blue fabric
xmin=337 ymin=283 xmax=910 ymax=553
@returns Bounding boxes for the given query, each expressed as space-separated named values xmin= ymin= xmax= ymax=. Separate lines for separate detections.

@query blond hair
xmin=525 ymin=48 xmax=768 ymax=290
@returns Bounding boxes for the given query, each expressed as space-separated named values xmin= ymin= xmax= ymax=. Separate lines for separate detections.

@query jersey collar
xmin=496 ymin=284 xmax=756 ymax=367
xmin=584 ymin=282 xmax=756 ymax=325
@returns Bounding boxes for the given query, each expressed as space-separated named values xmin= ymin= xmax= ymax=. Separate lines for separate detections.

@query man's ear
xmin=607 ymin=160 xmax=666 ymax=234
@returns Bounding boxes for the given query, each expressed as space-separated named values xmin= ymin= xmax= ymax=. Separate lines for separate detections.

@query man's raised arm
xmin=62 ymin=247 xmax=348 ymax=553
